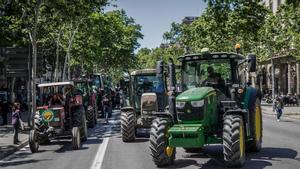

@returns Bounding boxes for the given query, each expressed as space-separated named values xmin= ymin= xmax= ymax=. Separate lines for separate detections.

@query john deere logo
xmin=43 ymin=111 xmax=54 ymax=122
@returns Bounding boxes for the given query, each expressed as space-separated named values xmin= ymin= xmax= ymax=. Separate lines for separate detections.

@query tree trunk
xmin=29 ymin=0 xmax=42 ymax=129
xmin=62 ymin=25 xmax=79 ymax=81
xmin=54 ymin=31 xmax=62 ymax=82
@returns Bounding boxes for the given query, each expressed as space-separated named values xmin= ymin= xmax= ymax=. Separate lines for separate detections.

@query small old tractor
xmin=29 ymin=82 xmax=88 ymax=152
xmin=149 ymin=49 xmax=262 ymax=167
xmin=120 ymin=69 xmax=168 ymax=142
xmin=74 ymin=79 xmax=98 ymax=128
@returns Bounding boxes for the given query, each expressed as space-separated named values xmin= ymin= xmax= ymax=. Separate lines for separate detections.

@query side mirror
xmin=156 ymin=60 xmax=164 ymax=78
xmin=247 ymin=54 xmax=256 ymax=73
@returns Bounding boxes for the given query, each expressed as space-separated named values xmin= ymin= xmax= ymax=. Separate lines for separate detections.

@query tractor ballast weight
xmin=149 ymin=51 xmax=263 ymax=167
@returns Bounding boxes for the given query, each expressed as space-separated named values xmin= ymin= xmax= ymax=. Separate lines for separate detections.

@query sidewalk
xmin=262 ymin=105 xmax=300 ymax=120
xmin=0 ymin=111 xmax=30 ymax=160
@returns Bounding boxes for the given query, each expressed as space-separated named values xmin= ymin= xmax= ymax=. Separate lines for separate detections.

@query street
xmin=1 ymin=109 xmax=300 ymax=169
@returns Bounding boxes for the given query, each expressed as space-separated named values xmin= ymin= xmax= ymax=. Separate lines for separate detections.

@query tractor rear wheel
xmin=72 ymin=127 xmax=81 ymax=150
xmin=223 ymin=114 xmax=245 ymax=167
xmin=248 ymin=99 xmax=263 ymax=152
xmin=29 ymin=129 xmax=39 ymax=153
xmin=81 ymin=112 xmax=88 ymax=142
xmin=87 ymin=108 xmax=96 ymax=128
xmin=149 ymin=118 xmax=175 ymax=167
xmin=121 ymin=111 xmax=136 ymax=142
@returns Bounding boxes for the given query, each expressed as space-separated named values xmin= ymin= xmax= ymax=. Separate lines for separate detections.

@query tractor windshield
xmin=182 ymin=59 xmax=232 ymax=91
xmin=133 ymin=75 xmax=164 ymax=110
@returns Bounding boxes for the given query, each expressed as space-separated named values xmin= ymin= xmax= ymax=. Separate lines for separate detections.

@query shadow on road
xmin=0 ymin=159 xmax=51 ymax=167
xmin=168 ymin=145 xmax=298 ymax=169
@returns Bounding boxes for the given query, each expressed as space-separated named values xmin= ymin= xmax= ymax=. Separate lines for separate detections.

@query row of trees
xmin=137 ymin=0 xmax=300 ymax=68
xmin=0 ymin=0 xmax=143 ymax=81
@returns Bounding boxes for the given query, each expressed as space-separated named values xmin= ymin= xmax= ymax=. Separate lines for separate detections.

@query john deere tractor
xmin=149 ymin=50 xmax=262 ymax=167
xmin=120 ymin=69 xmax=168 ymax=142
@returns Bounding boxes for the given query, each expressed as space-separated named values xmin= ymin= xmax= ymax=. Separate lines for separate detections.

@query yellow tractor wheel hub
xmin=165 ymin=146 xmax=174 ymax=157
xmin=255 ymin=106 xmax=262 ymax=141
xmin=239 ymin=125 xmax=245 ymax=158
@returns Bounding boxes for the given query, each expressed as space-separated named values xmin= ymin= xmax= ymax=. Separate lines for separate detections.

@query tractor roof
xmin=38 ymin=81 xmax=74 ymax=88
xmin=179 ymin=52 xmax=245 ymax=62
xmin=130 ymin=69 xmax=156 ymax=76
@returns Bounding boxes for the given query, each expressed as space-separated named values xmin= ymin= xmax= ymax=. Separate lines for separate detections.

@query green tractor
xmin=149 ymin=50 xmax=262 ymax=167
xmin=120 ymin=69 xmax=168 ymax=142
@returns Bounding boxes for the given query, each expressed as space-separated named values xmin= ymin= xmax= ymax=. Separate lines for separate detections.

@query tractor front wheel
xmin=149 ymin=118 xmax=175 ymax=167
xmin=121 ymin=111 xmax=136 ymax=142
xmin=29 ymin=129 xmax=39 ymax=153
xmin=223 ymin=114 xmax=245 ymax=167
xmin=72 ymin=127 xmax=81 ymax=150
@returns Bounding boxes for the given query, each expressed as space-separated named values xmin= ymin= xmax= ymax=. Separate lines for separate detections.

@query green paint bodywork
xmin=168 ymin=124 xmax=205 ymax=147
xmin=168 ymin=87 xmax=219 ymax=148
xmin=176 ymin=87 xmax=215 ymax=101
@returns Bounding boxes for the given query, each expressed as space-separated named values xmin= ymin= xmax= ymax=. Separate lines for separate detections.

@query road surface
xmin=1 ymin=110 xmax=300 ymax=169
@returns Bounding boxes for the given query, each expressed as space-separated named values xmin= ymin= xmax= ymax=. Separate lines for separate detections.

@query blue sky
xmin=105 ymin=0 xmax=207 ymax=49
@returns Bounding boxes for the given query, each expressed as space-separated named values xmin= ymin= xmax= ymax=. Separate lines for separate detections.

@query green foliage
xmin=0 ymin=0 xmax=143 ymax=82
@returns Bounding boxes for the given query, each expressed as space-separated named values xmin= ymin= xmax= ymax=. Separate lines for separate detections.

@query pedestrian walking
xmin=102 ymin=94 xmax=111 ymax=123
xmin=12 ymin=102 xmax=24 ymax=144
xmin=274 ymin=96 xmax=284 ymax=122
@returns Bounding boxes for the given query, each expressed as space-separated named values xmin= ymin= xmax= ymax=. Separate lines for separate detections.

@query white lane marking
xmin=90 ymin=137 xmax=109 ymax=169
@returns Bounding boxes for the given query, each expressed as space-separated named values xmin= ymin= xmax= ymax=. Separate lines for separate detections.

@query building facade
xmin=261 ymin=0 xmax=285 ymax=13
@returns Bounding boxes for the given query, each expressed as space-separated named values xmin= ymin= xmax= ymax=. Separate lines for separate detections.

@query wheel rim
xmin=76 ymin=128 xmax=80 ymax=147
xmin=239 ymin=124 xmax=245 ymax=158
xmin=255 ymin=106 xmax=262 ymax=141
xmin=165 ymin=146 xmax=174 ymax=157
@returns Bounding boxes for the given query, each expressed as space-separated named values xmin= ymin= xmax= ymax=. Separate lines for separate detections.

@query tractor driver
xmin=203 ymin=66 xmax=218 ymax=85
xmin=49 ymin=93 xmax=64 ymax=106
xmin=203 ymin=66 xmax=225 ymax=90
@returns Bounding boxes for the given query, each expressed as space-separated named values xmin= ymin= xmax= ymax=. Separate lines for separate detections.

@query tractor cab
xmin=130 ymin=69 xmax=166 ymax=113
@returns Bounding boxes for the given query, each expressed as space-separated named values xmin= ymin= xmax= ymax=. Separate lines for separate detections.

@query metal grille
xmin=177 ymin=102 xmax=204 ymax=121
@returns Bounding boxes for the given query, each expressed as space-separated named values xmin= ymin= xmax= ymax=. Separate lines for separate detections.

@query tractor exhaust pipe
xmin=168 ymin=58 xmax=177 ymax=122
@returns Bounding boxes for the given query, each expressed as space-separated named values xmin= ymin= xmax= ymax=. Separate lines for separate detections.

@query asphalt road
xmin=1 ymin=110 xmax=300 ymax=169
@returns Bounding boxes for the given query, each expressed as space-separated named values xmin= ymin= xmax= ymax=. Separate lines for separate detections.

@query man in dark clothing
xmin=0 ymin=99 xmax=9 ymax=125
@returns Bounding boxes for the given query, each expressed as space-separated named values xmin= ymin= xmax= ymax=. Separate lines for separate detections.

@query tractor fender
xmin=243 ymin=87 xmax=258 ymax=112
xmin=224 ymin=109 xmax=250 ymax=137
xmin=121 ymin=107 xmax=134 ymax=112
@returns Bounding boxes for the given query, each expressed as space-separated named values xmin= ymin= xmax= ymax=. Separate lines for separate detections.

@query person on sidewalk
xmin=274 ymin=96 xmax=284 ymax=122
xmin=12 ymin=102 xmax=22 ymax=144
xmin=0 ymin=99 xmax=9 ymax=125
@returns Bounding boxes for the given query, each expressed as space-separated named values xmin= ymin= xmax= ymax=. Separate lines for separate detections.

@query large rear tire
xmin=72 ymin=127 xmax=81 ymax=150
xmin=29 ymin=129 xmax=39 ymax=153
xmin=248 ymin=99 xmax=263 ymax=152
xmin=81 ymin=112 xmax=88 ymax=142
xmin=149 ymin=118 xmax=175 ymax=167
xmin=120 ymin=111 xmax=136 ymax=142
xmin=223 ymin=114 xmax=245 ymax=167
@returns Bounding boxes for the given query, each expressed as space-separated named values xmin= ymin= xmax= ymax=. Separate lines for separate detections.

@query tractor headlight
xmin=191 ymin=100 xmax=204 ymax=107
xmin=176 ymin=101 xmax=185 ymax=109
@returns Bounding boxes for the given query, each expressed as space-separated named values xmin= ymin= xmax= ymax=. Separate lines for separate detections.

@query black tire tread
xmin=149 ymin=118 xmax=175 ymax=167
xmin=121 ymin=111 xmax=136 ymax=142
xmin=223 ymin=114 xmax=245 ymax=167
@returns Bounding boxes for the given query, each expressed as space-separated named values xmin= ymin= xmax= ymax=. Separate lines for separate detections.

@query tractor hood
xmin=176 ymin=87 xmax=215 ymax=101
